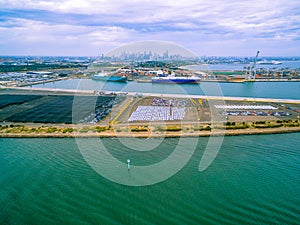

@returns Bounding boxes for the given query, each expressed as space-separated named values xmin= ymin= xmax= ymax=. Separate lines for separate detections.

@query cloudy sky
xmin=0 ymin=0 xmax=299 ymax=56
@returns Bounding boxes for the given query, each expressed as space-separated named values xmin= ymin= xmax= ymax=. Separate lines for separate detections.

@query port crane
xmin=246 ymin=51 xmax=260 ymax=80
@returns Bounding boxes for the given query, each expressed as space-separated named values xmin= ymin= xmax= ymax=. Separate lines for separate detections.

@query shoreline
xmin=1 ymin=126 xmax=299 ymax=138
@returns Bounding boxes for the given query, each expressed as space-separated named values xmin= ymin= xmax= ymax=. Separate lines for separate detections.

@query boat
xmin=151 ymin=76 xmax=201 ymax=84
xmin=257 ymin=60 xmax=282 ymax=65
xmin=92 ymin=73 xmax=127 ymax=82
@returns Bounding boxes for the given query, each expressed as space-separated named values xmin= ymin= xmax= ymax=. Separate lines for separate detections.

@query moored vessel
xmin=257 ymin=60 xmax=282 ymax=65
xmin=151 ymin=75 xmax=201 ymax=84
xmin=92 ymin=73 xmax=127 ymax=82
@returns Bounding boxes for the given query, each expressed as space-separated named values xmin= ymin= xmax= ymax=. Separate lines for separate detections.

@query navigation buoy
xmin=127 ymin=159 xmax=131 ymax=170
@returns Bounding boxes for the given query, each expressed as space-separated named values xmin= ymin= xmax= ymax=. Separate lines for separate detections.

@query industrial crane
xmin=246 ymin=51 xmax=260 ymax=80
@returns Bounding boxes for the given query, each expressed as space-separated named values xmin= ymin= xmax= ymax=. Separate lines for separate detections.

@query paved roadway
xmin=2 ymin=86 xmax=300 ymax=104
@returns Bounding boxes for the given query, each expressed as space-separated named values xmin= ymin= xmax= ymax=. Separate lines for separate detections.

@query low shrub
xmin=95 ymin=126 xmax=107 ymax=132
xmin=46 ymin=127 xmax=58 ymax=133
xmin=284 ymin=123 xmax=299 ymax=127
xmin=225 ymin=124 xmax=249 ymax=130
xmin=166 ymin=126 xmax=182 ymax=132
xmin=131 ymin=126 xmax=149 ymax=132
xmin=255 ymin=121 xmax=266 ymax=124
xmin=62 ymin=128 xmax=74 ymax=133
xmin=254 ymin=124 xmax=283 ymax=128
xmin=201 ymin=125 xmax=211 ymax=131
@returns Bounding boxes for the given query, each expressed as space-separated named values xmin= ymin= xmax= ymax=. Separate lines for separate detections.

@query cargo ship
xmin=92 ymin=73 xmax=127 ymax=82
xmin=152 ymin=76 xmax=201 ymax=84
xmin=257 ymin=60 xmax=282 ymax=65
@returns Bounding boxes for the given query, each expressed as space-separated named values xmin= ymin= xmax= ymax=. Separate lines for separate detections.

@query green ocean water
xmin=1 ymin=134 xmax=299 ymax=224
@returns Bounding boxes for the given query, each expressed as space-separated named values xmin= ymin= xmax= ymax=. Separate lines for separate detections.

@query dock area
xmin=0 ymin=86 xmax=299 ymax=138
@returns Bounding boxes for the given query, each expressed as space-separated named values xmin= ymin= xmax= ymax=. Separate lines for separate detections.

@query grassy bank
xmin=0 ymin=120 xmax=299 ymax=138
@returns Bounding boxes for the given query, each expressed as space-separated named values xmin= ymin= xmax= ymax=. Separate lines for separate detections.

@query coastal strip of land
xmin=0 ymin=125 xmax=299 ymax=138
xmin=1 ymin=87 xmax=299 ymax=138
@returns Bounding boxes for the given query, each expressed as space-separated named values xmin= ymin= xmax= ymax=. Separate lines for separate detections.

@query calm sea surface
xmin=1 ymin=134 xmax=299 ymax=224
xmin=34 ymin=79 xmax=300 ymax=100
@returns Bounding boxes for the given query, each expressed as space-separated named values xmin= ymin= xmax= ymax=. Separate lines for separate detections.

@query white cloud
xmin=0 ymin=0 xmax=299 ymax=55
xmin=0 ymin=18 xmax=135 ymax=55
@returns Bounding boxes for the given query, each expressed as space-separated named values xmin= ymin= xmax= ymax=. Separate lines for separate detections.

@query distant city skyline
xmin=0 ymin=0 xmax=299 ymax=56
